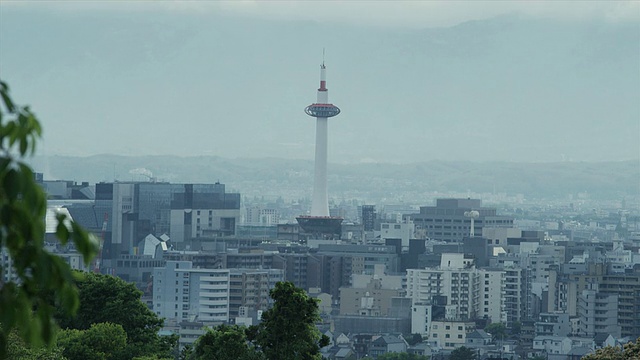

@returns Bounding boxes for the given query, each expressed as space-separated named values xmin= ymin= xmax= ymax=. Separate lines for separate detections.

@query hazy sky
xmin=5 ymin=1 xmax=638 ymax=27
xmin=1 ymin=1 xmax=638 ymax=163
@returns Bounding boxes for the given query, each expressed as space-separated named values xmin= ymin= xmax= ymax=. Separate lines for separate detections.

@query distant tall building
xmin=361 ymin=205 xmax=376 ymax=231
xmin=95 ymin=182 xmax=240 ymax=258
xmin=244 ymin=206 xmax=278 ymax=225
xmin=406 ymin=199 xmax=513 ymax=243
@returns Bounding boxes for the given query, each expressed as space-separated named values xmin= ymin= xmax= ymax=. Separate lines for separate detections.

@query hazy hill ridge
xmin=33 ymin=155 xmax=639 ymax=201
xmin=1 ymin=11 xmax=638 ymax=162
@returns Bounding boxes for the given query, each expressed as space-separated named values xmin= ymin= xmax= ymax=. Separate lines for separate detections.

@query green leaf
xmin=71 ymin=221 xmax=98 ymax=262
xmin=0 ymin=82 xmax=15 ymax=112
xmin=2 ymin=168 xmax=21 ymax=201
xmin=55 ymin=214 xmax=70 ymax=245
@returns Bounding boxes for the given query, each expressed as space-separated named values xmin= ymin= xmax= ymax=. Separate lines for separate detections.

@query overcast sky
xmin=1 ymin=1 xmax=638 ymax=163
xmin=5 ymin=1 xmax=639 ymax=27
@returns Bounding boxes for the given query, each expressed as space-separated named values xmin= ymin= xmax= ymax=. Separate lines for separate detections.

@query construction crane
xmin=93 ymin=213 xmax=108 ymax=273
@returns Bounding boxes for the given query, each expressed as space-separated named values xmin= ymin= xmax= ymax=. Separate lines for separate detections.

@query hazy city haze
xmin=1 ymin=1 xmax=638 ymax=163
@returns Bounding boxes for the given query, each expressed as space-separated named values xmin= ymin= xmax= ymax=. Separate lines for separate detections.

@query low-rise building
xmin=428 ymin=320 xmax=476 ymax=350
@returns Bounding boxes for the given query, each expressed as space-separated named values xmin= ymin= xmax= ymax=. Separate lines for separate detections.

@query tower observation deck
xmin=296 ymin=62 xmax=343 ymax=236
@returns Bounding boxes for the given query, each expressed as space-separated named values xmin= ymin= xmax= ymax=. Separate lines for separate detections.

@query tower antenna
xmin=322 ymin=48 xmax=325 ymax=67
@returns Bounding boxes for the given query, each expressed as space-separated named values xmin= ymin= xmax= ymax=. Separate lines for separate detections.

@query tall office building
xmin=95 ymin=182 xmax=240 ymax=257
xmin=361 ymin=205 xmax=376 ymax=232
xmin=406 ymin=199 xmax=514 ymax=242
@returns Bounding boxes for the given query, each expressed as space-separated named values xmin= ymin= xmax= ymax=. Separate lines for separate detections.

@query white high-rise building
xmin=153 ymin=260 xmax=230 ymax=323
xmin=407 ymin=253 xmax=506 ymax=336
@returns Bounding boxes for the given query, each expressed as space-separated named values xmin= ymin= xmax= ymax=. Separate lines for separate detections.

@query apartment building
xmin=577 ymin=286 xmax=621 ymax=338
xmin=407 ymin=253 xmax=506 ymax=333
xmin=153 ymin=261 xmax=230 ymax=323
xmin=228 ymin=268 xmax=283 ymax=317
xmin=429 ymin=320 xmax=476 ymax=350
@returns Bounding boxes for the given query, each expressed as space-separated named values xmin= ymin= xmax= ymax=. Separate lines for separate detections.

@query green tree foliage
xmin=377 ymin=353 xmax=430 ymax=360
xmin=6 ymin=330 xmax=66 ymax=360
xmin=247 ymin=281 xmax=330 ymax=360
xmin=57 ymin=322 xmax=127 ymax=360
xmin=509 ymin=321 xmax=521 ymax=337
xmin=179 ymin=345 xmax=193 ymax=360
xmin=404 ymin=333 xmax=424 ymax=346
xmin=191 ymin=324 xmax=263 ymax=360
xmin=0 ymin=81 xmax=98 ymax=358
xmin=582 ymin=337 xmax=640 ymax=360
xmin=449 ymin=346 xmax=476 ymax=360
xmin=55 ymin=272 xmax=177 ymax=359
xmin=484 ymin=322 xmax=507 ymax=343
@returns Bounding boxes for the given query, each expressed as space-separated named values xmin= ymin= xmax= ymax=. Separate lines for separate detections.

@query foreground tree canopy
xmin=247 ymin=281 xmax=330 ymax=360
xmin=191 ymin=324 xmax=263 ymax=360
xmin=449 ymin=346 xmax=476 ymax=360
xmin=582 ymin=337 xmax=640 ymax=360
xmin=55 ymin=271 xmax=177 ymax=360
xmin=7 ymin=330 xmax=65 ymax=360
xmin=57 ymin=322 xmax=127 ymax=360
xmin=0 ymin=80 xmax=98 ymax=358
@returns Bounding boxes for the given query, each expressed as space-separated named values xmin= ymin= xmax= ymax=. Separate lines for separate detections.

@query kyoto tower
xmin=296 ymin=61 xmax=343 ymax=236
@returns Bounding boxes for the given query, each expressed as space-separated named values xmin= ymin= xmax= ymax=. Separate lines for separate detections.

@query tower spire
xmin=322 ymin=47 xmax=325 ymax=67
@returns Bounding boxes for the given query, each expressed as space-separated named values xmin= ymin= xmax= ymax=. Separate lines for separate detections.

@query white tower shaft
xmin=311 ymin=65 xmax=330 ymax=216
xmin=311 ymin=117 xmax=329 ymax=216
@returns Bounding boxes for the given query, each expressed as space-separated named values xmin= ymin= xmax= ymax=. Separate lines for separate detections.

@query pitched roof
xmin=373 ymin=335 xmax=404 ymax=345
xmin=468 ymin=329 xmax=491 ymax=339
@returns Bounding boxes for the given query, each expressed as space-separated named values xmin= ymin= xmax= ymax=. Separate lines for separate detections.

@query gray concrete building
xmin=405 ymin=199 xmax=513 ymax=243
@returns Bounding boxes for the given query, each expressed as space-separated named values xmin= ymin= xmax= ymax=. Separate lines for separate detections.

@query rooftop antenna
xmin=322 ymin=48 xmax=325 ymax=67
xmin=464 ymin=210 xmax=480 ymax=237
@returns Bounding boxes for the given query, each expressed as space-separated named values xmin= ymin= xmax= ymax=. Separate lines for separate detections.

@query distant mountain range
xmin=2 ymin=11 xmax=638 ymax=162
xmin=31 ymin=155 xmax=639 ymax=202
